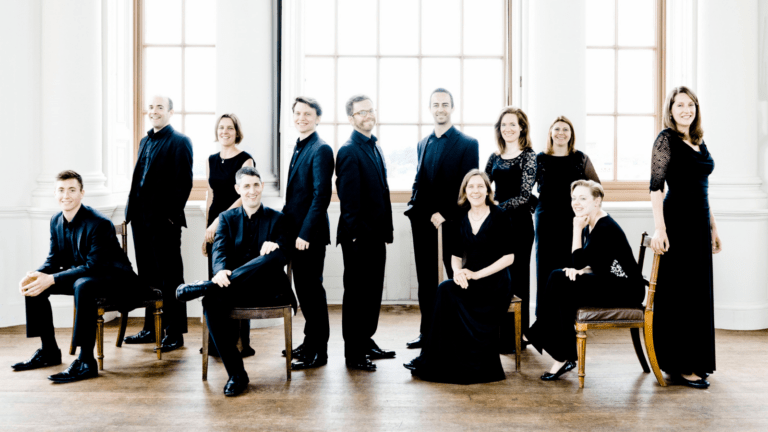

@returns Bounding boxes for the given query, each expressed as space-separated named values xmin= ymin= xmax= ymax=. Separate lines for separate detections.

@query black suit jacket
xmin=37 ymin=205 xmax=137 ymax=287
xmin=125 ymin=125 xmax=193 ymax=227
xmin=281 ymin=132 xmax=334 ymax=246
xmin=335 ymin=130 xmax=394 ymax=245
xmin=405 ymin=127 xmax=479 ymax=222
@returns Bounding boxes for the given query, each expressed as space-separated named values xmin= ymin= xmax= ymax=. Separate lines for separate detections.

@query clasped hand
xmin=211 ymin=241 xmax=280 ymax=287
xmin=453 ymin=268 xmax=476 ymax=289
xmin=19 ymin=271 xmax=55 ymax=297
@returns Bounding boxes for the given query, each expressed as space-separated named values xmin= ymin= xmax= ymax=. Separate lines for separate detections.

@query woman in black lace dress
xmin=525 ymin=180 xmax=645 ymax=381
xmin=650 ymin=86 xmax=722 ymax=389
xmin=203 ymin=113 xmax=256 ymax=357
xmin=534 ymin=116 xmax=600 ymax=316
xmin=404 ymin=170 xmax=515 ymax=384
xmin=484 ymin=106 xmax=536 ymax=351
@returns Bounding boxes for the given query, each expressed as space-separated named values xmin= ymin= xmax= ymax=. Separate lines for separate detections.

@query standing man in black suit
xmin=176 ymin=167 xmax=297 ymax=397
xmin=13 ymin=170 xmax=149 ymax=383
xmin=404 ymin=88 xmax=479 ymax=349
xmin=335 ymin=94 xmax=396 ymax=371
xmin=281 ymin=96 xmax=334 ymax=370
xmin=123 ymin=95 xmax=193 ymax=352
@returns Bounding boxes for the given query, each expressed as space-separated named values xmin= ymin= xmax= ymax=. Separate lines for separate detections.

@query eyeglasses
xmin=352 ymin=109 xmax=376 ymax=118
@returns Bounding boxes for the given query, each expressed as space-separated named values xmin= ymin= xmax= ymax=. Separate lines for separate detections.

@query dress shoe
xmin=240 ymin=345 xmax=256 ymax=358
xmin=48 ymin=359 xmax=98 ymax=383
xmin=223 ymin=373 xmax=249 ymax=397
xmin=154 ymin=334 xmax=184 ymax=353
xmin=367 ymin=347 xmax=396 ymax=359
xmin=672 ymin=375 xmax=710 ymax=389
xmin=402 ymin=359 xmax=419 ymax=371
xmin=540 ymin=360 xmax=577 ymax=381
xmin=292 ymin=352 xmax=328 ymax=370
xmin=406 ymin=335 xmax=423 ymax=349
xmin=123 ymin=330 xmax=156 ymax=344
xmin=11 ymin=348 xmax=62 ymax=371
xmin=346 ymin=358 xmax=377 ymax=371
xmin=176 ymin=281 xmax=213 ymax=302
xmin=282 ymin=344 xmax=306 ymax=359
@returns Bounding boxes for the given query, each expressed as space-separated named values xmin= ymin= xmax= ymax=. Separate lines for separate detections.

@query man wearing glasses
xmin=335 ymin=94 xmax=396 ymax=371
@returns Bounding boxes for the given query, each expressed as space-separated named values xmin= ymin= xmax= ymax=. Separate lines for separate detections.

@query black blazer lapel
xmin=234 ymin=209 xmax=246 ymax=253
xmin=374 ymin=144 xmax=388 ymax=187
xmin=55 ymin=215 xmax=64 ymax=257
xmin=287 ymin=136 xmax=317 ymax=187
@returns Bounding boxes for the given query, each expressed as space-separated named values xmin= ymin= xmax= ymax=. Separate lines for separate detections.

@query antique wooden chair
xmin=201 ymin=262 xmax=293 ymax=381
xmin=574 ymin=232 xmax=666 ymax=389
xmin=68 ymin=221 xmax=163 ymax=370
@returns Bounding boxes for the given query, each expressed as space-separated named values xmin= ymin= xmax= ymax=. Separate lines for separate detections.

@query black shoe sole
xmin=48 ymin=372 xmax=98 ymax=383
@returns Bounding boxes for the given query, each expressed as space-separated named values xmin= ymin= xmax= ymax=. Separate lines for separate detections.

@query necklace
xmin=468 ymin=208 xmax=489 ymax=221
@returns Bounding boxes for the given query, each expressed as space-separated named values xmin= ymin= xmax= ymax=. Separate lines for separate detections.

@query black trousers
xmin=410 ymin=218 xmax=454 ymax=336
xmin=203 ymin=253 xmax=290 ymax=377
xmin=340 ymin=238 xmax=386 ymax=360
xmin=291 ymin=243 xmax=330 ymax=353
xmin=25 ymin=275 xmax=118 ymax=352
xmin=499 ymin=214 xmax=534 ymax=352
xmin=132 ymin=216 xmax=187 ymax=335
xmin=207 ymin=243 xmax=250 ymax=348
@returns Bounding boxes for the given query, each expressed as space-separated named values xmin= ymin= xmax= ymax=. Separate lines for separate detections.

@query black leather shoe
xmin=346 ymin=358 xmax=377 ymax=371
xmin=123 ymin=330 xmax=156 ymax=344
xmin=406 ymin=335 xmax=423 ymax=349
xmin=367 ymin=347 xmax=396 ymax=359
xmin=154 ymin=334 xmax=184 ymax=353
xmin=199 ymin=345 xmax=220 ymax=357
xmin=11 ymin=348 xmax=62 ymax=371
xmin=223 ymin=373 xmax=249 ymax=397
xmin=292 ymin=352 xmax=328 ymax=370
xmin=176 ymin=281 xmax=213 ymax=302
xmin=240 ymin=345 xmax=256 ymax=358
xmin=282 ymin=344 xmax=306 ymax=359
xmin=48 ymin=359 xmax=98 ymax=383
xmin=672 ymin=375 xmax=710 ymax=389
xmin=540 ymin=360 xmax=577 ymax=381
xmin=403 ymin=359 xmax=419 ymax=371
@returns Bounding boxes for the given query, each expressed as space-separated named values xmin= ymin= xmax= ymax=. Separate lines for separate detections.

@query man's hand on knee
xmin=212 ymin=270 xmax=232 ymax=288
xmin=20 ymin=271 xmax=54 ymax=297
xmin=260 ymin=241 xmax=279 ymax=256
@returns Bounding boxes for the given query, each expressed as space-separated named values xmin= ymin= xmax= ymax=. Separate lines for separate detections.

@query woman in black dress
xmin=404 ymin=169 xmax=515 ymax=384
xmin=650 ymin=86 xmax=722 ymax=389
xmin=534 ymin=116 xmax=600 ymax=316
xmin=203 ymin=113 xmax=256 ymax=357
xmin=526 ymin=180 xmax=645 ymax=381
xmin=484 ymin=106 xmax=536 ymax=351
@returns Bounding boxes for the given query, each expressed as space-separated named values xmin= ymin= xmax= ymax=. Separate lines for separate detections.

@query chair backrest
xmin=115 ymin=221 xmax=128 ymax=254
xmin=637 ymin=232 xmax=661 ymax=312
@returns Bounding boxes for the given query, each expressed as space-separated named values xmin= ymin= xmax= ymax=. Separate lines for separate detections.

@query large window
xmin=585 ymin=0 xmax=664 ymax=196
xmin=301 ymin=0 xmax=511 ymax=197
xmin=134 ymin=0 xmax=217 ymax=199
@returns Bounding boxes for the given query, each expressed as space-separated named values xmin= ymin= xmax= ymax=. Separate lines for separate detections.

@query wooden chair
xmin=437 ymin=225 xmax=522 ymax=372
xmin=201 ymin=262 xmax=293 ymax=381
xmin=574 ymin=232 xmax=666 ymax=389
xmin=68 ymin=221 xmax=163 ymax=370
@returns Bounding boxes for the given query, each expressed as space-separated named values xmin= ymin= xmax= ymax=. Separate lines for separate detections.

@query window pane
xmin=379 ymin=125 xmax=419 ymax=190
xmin=463 ymin=125 xmax=496 ymax=166
xmin=380 ymin=58 xmax=419 ymax=123
xmin=617 ymin=116 xmax=654 ymax=180
xmin=464 ymin=0 xmax=503 ymax=56
xmin=586 ymin=49 xmax=614 ymax=113
xmin=305 ymin=0 xmax=335 ymax=55
xmin=304 ymin=58 xmax=335 ymax=121
xmin=185 ymin=0 xmax=216 ymax=45
xmin=617 ymin=50 xmax=654 ymax=114
xmin=185 ymin=47 xmax=216 ymax=112
xmin=338 ymin=0 xmax=377 ymax=55
xmin=144 ymin=0 xmax=182 ymax=44
xmin=337 ymin=58 xmax=377 ymax=120
xmin=618 ymin=0 xmax=655 ymax=46
xmin=144 ymin=47 xmax=182 ymax=107
xmin=463 ymin=59 xmax=504 ymax=124
xmin=381 ymin=0 xmax=418 ymax=55
xmin=422 ymin=0 xmax=460 ymax=55
xmin=586 ymin=0 xmax=615 ymax=46
xmin=315 ymin=124 xmax=336 ymax=150
xmin=422 ymin=58 xmax=461 ymax=123
xmin=585 ymin=116 xmax=615 ymax=180
xmin=185 ymin=114 xmax=218 ymax=178
xmin=338 ymin=124 xmax=354 ymax=146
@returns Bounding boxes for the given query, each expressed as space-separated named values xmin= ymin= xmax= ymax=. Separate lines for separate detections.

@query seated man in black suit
xmin=13 ymin=170 xmax=147 ymax=383
xmin=176 ymin=167 xmax=297 ymax=397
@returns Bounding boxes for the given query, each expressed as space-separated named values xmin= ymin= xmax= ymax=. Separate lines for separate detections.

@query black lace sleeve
xmin=484 ymin=153 xmax=495 ymax=182
xmin=498 ymin=149 xmax=537 ymax=211
xmin=650 ymin=131 xmax=671 ymax=192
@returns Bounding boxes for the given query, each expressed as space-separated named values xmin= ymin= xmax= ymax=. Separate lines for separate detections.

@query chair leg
xmin=513 ymin=304 xmax=522 ymax=372
xmin=643 ymin=317 xmax=667 ymax=387
xmin=69 ymin=305 xmax=77 ymax=355
xmin=630 ymin=327 xmax=650 ymax=373
xmin=284 ymin=307 xmax=292 ymax=381
xmin=577 ymin=330 xmax=587 ymax=389
xmin=116 ymin=312 xmax=129 ymax=347
xmin=154 ymin=303 xmax=163 ymax=360
xmin=202 ymin=314 xmax=209 ymax=381
xmin=96 ymin=310 xmax=105 ymax=371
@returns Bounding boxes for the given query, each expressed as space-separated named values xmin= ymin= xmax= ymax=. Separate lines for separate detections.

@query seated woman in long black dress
xmin=525 ymin=180 xmax=645 ymax=381
xmin=403 ymin=169 xmax=515 ymax=384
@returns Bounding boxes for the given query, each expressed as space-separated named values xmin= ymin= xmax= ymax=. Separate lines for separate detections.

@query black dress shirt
xmin=61 ymin=206 xmax=85 ymax=268
xmin=290 ymin=132 xmax=315 ymax=172
xmin=138 ymin=125 xmax=173 ymax=189
xmin=423 ymin=126 xmax=456 ymax=183
xmin=352 ymin=130 xmax=384 ymax=182
xmin=242 ymin=205 xmax=265 ymax=262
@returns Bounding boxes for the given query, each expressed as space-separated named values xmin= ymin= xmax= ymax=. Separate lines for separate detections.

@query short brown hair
xmin=457 ymin=169 xmax=496 ymax=208
xmin=545 ymin=116 xmax=576 ymax=155
xmin=494 ymin=106 xmax=532 ymax=154
xmin=293 ymin=96 xmax=323 ymax=116
xmin=663 ymin=86 xmax=704 ymax=145
xmin=571 ymin=179 xmax=604 ymax=204
xmin=214 ymin=113 xmax=244 ymax=144
xmin=55 ymin=170 xmax=83 ymax=190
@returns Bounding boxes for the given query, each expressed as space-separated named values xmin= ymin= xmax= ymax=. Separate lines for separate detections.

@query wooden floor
xmin=1 ymin=306 xmax=767 ymax=431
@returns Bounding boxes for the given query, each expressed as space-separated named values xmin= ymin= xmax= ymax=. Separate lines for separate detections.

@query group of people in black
xmin=14 ymin=85 xmax=721 ymax=396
